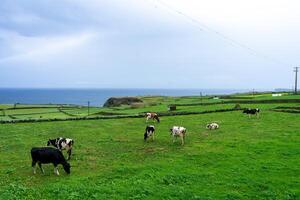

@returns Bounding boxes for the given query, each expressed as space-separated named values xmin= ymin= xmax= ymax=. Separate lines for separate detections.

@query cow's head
xmin=144 ymin=132 xmax=148 ymax=141
xmin=63 ymin=163 xmax=71 ymax=174
xmin=47 ymin=139 xmax=55 ymax=146
xmin=68 ymin=139 xmax=74 ymax=146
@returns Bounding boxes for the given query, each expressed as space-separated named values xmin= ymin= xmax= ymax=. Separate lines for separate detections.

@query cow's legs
xmin=53 ymin=164 xmax=60 ymax=175
xmin=67 ymin=149 xmax=72 ymax=160
xmin=38 ymin=162 xmax=45 ymax=174
xmin=146 ymin=116 xmax=150 ymax=122
xmin=181 ymin=136 xmax=184 ymax=145
xmin=32 ymin=161 xmax=37 ymax=174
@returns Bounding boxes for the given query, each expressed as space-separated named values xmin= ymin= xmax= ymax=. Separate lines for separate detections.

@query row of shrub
xmin=171 ymin=99 xmax=300 ymax=107
xmin=0 ymin=114 xmax=141 ymax=124
xmin=153 ymin=108 xmax=243 ymax=117
xmin=270 ymin=109 xmax=300 ymax=114
xmin=5 ymin=105 xmax=80 ymax=110
xmin=8 ymin=115 xmax=17 ymax=119
xmin=0 ymin=108 xmax=242 ymax=124
xmin=218 ymin=95 xmax=254 ymax=99
xmin=270 ymin=106 xmax=300 ymax=114
xmin=58 ymin=108 xmax=78 ymax=117
xmin=91 ymin=111 xmax=128 ymax=116
xmin=9 ymin=111 xmax=61 ymax=116
xmin=273 ymin=106 xmax=300 ymax=110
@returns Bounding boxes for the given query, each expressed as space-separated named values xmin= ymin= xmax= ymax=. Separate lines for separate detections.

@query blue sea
xmin=0 ymin=88 xmax=254 ymax=106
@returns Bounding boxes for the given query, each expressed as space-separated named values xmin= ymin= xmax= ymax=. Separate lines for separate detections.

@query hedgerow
xmin=0 ymin=108 xmax=242 ymax=124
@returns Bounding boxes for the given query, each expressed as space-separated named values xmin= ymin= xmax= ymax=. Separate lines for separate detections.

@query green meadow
xmin=0 ymin=93 xmax=300 ymax=199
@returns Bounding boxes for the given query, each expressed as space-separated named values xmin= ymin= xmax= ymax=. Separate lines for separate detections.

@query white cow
xmin=206 ymin=122 xmax=219 ymax=130
xmin=170 ymin=126 xmax=187 ymax=145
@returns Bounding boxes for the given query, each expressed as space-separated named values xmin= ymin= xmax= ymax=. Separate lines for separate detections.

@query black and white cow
xmin=206 ymin=122 xmax=219 ymax=130
xmin=47 ymin=137 xmax=74 ymax=160
xmin=243 ymin=108 xmax=260 ymax=118
xmin=170 ymin=126 xmax=187 ymax=145
xmin=144 ymin=125 xmax=155 ymax=141
xmin=31 ymin=147 xmax=71 ymax=175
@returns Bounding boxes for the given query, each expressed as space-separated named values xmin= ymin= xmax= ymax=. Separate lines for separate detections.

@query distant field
xmin=0 ymin=92 xmax=300 ymax=199
xmin=1 ymin=92 xmax=300 ymax=122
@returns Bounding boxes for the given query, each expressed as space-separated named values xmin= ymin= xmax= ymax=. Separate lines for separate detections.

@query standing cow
xmin=170 ymin=126 xmax=187 ymax=145
xmin=31 ymin=147 xmax=71 ymax=175
xmin=145 ymin=112 xmax=160 ymax=123
xmin=243 ymin=108 xmax=260 ymax=118
xmin=144 ymin=125 xmax=155 ymax=141
xmin=47 ymin=137 xmax=74 ymax=160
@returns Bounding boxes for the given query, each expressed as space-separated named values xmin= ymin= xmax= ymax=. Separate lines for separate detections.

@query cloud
xmin=0 ymin=0 xmax=298 ymax=89
xmin=0 ymin=30 xmax=97 ymax=64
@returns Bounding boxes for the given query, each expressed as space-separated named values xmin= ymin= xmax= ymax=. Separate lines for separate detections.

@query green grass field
xmin=0 ymin=93 xmax=300 ymax=199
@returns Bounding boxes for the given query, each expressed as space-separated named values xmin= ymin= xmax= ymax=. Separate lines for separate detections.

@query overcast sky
xmin=0 ymin=0 xmax=299 ymax=89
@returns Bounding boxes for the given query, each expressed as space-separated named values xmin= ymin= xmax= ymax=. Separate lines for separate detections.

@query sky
xmin=0 ymin=0 xmax=299 ymax=89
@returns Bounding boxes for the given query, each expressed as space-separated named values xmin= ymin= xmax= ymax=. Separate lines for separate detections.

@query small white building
xmin=272 ymin=93 xmax=282 ymax=97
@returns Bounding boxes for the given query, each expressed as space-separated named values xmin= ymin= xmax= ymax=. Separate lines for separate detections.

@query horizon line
xmin=0 ymin=87 xmax=275 ymax=91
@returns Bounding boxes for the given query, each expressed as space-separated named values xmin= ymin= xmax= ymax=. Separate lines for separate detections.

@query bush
xmin=233 ymin=103 xmax=241 ymax=109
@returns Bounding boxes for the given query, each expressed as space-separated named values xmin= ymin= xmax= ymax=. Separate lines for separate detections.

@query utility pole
xmin=87 ymin=101 xmax=90 ymax=116
xmin=294 ymin=67 xmax=299 ymax=94
xmin=200 ymin=92 xmax=203 ymax=103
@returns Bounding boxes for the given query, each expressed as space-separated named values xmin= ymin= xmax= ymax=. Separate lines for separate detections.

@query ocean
xmin=0 ymin=88 xmax=254 ymax=106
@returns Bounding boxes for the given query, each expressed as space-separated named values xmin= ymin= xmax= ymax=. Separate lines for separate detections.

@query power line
xmin=149 ymin=0 xmax=290 ymax=66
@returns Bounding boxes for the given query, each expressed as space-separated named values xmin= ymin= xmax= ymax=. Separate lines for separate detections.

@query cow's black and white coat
xmin=47 ymin=137 xmax=74 ymax=160
xmin=144 ymin=125 xmax=155 ymax=141
xmin=243 ymin=108 xmax=260 ymax=118
xmin=31 ymin=147 xmax=71 ymax=175
xmin=206 ymin=122 xmax=219 ymax=130
xmin=170 ymin=126 xmax=187 ymax=145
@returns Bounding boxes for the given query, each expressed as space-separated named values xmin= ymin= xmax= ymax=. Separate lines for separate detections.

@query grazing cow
xmin=243 ymin=108 xmax=260 ymax=118
xmin=31 ymin=147 xmax=71 ymax=175
xmin=206 ymin=122 xmax=219 ymax=130
xmin=47 ymin=137 xmax=74 ymax=160
xmin=146 ymin=112 xmax=160 ymax=123
xmin=170 ymin=126 xmax=187 ymax=145
xmin=144 ymin=125 xmax=155 ymax=141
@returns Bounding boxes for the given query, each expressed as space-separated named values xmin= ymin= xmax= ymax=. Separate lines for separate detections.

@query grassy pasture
xmin=0 ymin=93 xmax=300 ymax=199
